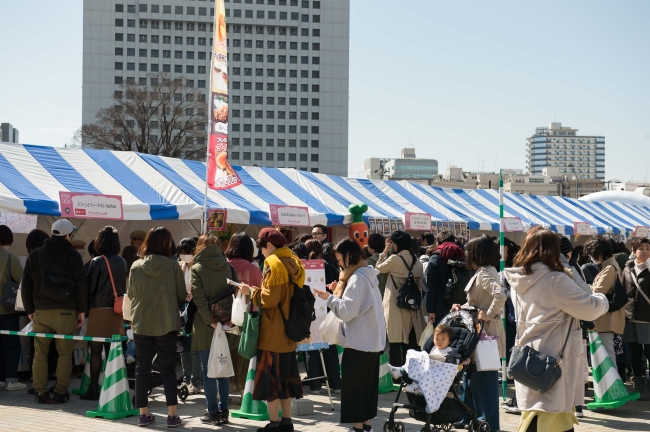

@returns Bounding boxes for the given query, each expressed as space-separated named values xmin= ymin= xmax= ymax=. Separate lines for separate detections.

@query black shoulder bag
xmin=508 ymin=292 xmax=573 ymax=393
xmin=390 ymin=255 xmax=422 ymax=311
xmin=0 ymin=254 xmax=20 ymax=308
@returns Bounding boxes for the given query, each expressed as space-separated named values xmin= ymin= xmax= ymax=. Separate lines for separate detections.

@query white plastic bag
xmin=319 ymin=311 xmax=346 ymax=347
xmin=475 ymin=332 xmax=501 ymax=371
xmin=231 ymin=291 xmax=247 ymax=327
xmin=207 ymin=323 xmax=235 ymax=378
xmin=419 ymin=322 xmax=434 ymax=347
xmin=122 ymin=293 xmax=133 ymax=321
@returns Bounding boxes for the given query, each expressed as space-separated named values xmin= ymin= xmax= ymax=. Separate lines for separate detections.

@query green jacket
xmin=190 ymin=244 xmax=237 ymax=351
xmin=127 ymin=255 xmax=186 ymax=337
xmin=0 ymin=248 xmax=23 ymax=315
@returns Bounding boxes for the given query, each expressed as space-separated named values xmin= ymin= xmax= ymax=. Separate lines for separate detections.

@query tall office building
xmin=82 ymin=0 xmax=349 ymax=175
xmin=526 ymin=122 xmax=605 ymax=180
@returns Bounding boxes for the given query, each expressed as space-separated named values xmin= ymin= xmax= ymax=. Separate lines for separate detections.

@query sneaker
xmin=329 ymin=388 xmax=341 ymax=394
xmin=126 ymin=355 xmax=136 ymax=365
xmin=501 ymin=397 xmax=521 ymax=414
xmin=35 ymin=392 xmax=52 ymax=404
xmin=403 ymin=382 xmax=422 ymax=394
xmin=138 ymin=413 xmax=156 ymax=427
xmin=176 ymin=341 xmax=184 ymax=353
xmin=308 ymin=387 xmax=321 ymax=394
xmin=187 ymin=384 xmax=201 ymax=395
xmin=167 ymin=415 xmax=182 ymax=428
xmin=387 ymin=364 xmax=403 ymax=380
xmin=50 ymin=391 xmax=70 ymax=404
xmin=0 ymin=381 xmax=4 ymax=387
xmin=6 ymin=382 xmax=27 ymax=391
xmin=575 ymin=406 xmax=584 ymax=418
xmin=218 ymin=410 xmax=229 ymax=426
xmin=200 ymin=412 xmax=220 ymax=425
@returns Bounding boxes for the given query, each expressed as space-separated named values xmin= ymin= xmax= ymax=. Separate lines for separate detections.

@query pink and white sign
xmin=633 ymin=226 xmax=650 ymax=238
xmin=59 ymin=192 xmax=124 ymax=220
xmin=269 ymin=204 xmax=310 ymax=227
xmin=0 ymin=212 xmax=38 ymax=234
xmin=503 ymin=217 xmax=524 ymax=232
xmin=573 ymin=222 xmax=591 ymax=236
xmin=404 ymin=212 xmax=432 ymax=231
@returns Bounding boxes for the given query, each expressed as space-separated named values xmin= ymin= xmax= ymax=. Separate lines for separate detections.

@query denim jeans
xmin=199 ymin=350 xmax=230 ymax=413
xmin=180 ymin=335 xmax=201 ymax=387
xmin=463 ymin=364 xmax=500 ymax=431
xmin=126 ymin=340 xmax=135 ymax=357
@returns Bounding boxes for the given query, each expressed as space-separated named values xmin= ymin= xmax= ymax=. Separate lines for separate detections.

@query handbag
xmin=238 ymin=300 xmax=261 ymax=360
xmin=475 ymin=332 xmax=501 ymax=371
xmin=102 ymin=255 xmax=123 ymax=315
xmin=209 ymin=287 xmax=236 ymax=324
xmin=0 ymin=254 xmax=20 ymax=308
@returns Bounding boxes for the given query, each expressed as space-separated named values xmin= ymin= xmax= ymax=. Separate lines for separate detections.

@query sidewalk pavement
xmin=0 ymin=376 xmax=649 ymax=431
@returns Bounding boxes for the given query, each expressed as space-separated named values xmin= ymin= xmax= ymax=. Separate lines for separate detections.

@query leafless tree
xmin=77 ymin=73 xmax=208 ymax=159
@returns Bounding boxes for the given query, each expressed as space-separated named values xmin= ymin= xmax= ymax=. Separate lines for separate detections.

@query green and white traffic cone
xmin=73 ymin=346 xmax=107 ymax=395
xmin=231 ymin=357 xmax=270 ymax=421
xmin=337 ymin=345 xmax=343 ymax=377
xmin=87 ymin=335 xmax=139 ymax=420
xmin=586 ymin=331 xmax=639 ymax=410
xmin=378 ymin=352 xmax=400 ymax=394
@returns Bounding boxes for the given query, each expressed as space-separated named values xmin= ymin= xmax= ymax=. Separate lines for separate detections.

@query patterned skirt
xmin=252 ymin=350 xmax=303 ymax=402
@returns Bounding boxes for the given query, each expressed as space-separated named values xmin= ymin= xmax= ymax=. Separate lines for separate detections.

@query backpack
xmin=444 ymin=259 xmax=476 ymax=307
xmin=278 ymin=282 xmax=316 ymax=342
xmin=605 ymin=265 xmax=627 ymax=312
xmin=391 ymin=255 xmax=422 ymax=311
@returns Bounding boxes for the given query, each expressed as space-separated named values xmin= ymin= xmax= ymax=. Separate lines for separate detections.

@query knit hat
xmin=259 ymin=227 xmax=288 ymax=248
xmin=560 ymin=236 xmax=573 ymax=255
xmin=390 ymin=230 xmax=412 ymax=251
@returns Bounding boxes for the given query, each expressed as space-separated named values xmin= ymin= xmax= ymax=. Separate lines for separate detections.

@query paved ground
xmin=0 ymin=373 xmax=649 ymax=431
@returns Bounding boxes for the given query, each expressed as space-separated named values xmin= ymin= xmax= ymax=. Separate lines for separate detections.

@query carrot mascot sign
xmin=348 ymin=204 xmax=369 ymax=248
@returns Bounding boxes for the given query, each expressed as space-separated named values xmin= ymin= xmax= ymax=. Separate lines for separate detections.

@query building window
xmin=266 ymin=153 xmax=274 ymax=161
xmin=127 ymin=4 xmax=135 ymax=12
xmin=198 ymin=80 xmax=206 ymax=88
xmin=163 ymin=64 xmax=171 ymax=72
xmin=115 ymin=76 xmax=123 ymax=84
xmin=139 ymin=19 xmax=147 ymax=28
xmin=115 ymin=62 xmax=124 ymax=70
xmin=186 ymin=65 xmax=194 ymax=74
xmin=151 ymin=64 xmax=159 ymax=72
xmin=115 ymin=18 xmax=123 ymax=27
xmin=139 ymin=49 xmax=147 ymax=57
xmin=175 ymin=5 xmax=183 ymax=14
xmin=187 ymin=37 xmax=194 ymax=45
xmin=127 ymin=19 xmax=135 ymax=27
xmin=115 ymin=4 xmax=123 ymax=12
xmin=311 ymin=154 xmax=319 ymax=162
xmin=300 ymin=126 xmax=308 ymax=134
xmin=255 ymin=152 xmax=263 ymax=161
xmin=311 ymin=140 xmax=319 ymax=147
xmin=245 ymin=10 xmax=253 ymax=18
xmin=312 ymin=56 xmax=320 ymax=64
xmin=278 ymin=153 xmax=285 ymax=161
xmin=312 ymin=98 xmax=319 ymax=106
xmin=312 ymin=70 xmax=319 ymax=78
xmin=174 ymin=65 xmax=182 ymax=73
xmin=139 ymin=63 xmax=147 ymax=71
xmin=289 ymin=154 xmax=296 ymax=161
xmin=115 ymin=33 xmax=123 ymax=41
xmin=243 ymin=152 xmax=251 ymax=160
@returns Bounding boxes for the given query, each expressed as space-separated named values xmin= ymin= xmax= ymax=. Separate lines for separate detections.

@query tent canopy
xmin=0 ymin=142 xmax=648 ymax=234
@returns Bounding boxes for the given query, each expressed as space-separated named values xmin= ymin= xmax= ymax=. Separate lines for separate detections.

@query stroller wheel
xmin=394 ymin=422 xmax=405 ymax=432
xmin=178 ymin=385 xmax=189 ymax=401
xmin=477 ymin=420 xmax=490 ymax=432
xmin=382 ymin=421 xmax=392 ymax=432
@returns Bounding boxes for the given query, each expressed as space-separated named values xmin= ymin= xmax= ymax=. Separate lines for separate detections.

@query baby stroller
xmin=383 ymin=309 xmax=488 ymax=432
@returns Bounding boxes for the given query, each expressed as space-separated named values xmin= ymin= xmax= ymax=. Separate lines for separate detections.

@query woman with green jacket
xmin=190 ymin=234 xmax=237 ymax=426
xmin=128 ymin=227 xmax=187 ymax=428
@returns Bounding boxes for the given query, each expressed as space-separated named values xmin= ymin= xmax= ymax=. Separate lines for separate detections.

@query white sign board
xmin=404 ymin=212 xmax=432 ymax=231
xmin=573 ymin=222 xmax=591 ymax=236
xmin=269 ymin=204 xmax=311 ymax=227
xmin=0 ymin=212 xmax=38 ymax=234
xmin=503 ymin=217 xmax=524 ymax=232
xmin=633 ymin=226 xmax=650 ymax=238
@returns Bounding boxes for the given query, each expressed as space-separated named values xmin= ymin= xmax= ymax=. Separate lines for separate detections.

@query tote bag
xmin=475 ymin=332 xmax=501 ymax=371
xmin=238 ymin=301 xmax=260 ymax=360
xmin=208 ymin=323 xmax=235 ymax=378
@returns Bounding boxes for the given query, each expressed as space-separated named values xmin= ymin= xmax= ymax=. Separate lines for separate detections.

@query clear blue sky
xmin=1 ymin=1 xmax=649 ymax=183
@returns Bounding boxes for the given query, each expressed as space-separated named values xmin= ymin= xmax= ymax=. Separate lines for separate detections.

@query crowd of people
xmin=0 ymin=219 xmax=649 ymax=432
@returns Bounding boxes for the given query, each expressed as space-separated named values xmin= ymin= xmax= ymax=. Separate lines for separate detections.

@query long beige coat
xmin=377 ymin=250 xmax=426 ymax=344
xmin=592 ymin=256 xmax=626 ymax=334
xmin=504 ymin=263 xmax=609 ymax=413
xmin=463 ymin=266 xmax=507 ymax=358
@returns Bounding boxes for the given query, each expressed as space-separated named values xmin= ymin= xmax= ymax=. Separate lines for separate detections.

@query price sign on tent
xmin=207 ymin=210 xmax=227 ymax=232
xmin=0 ymin=212 xmax=37 ymax=234
xmin=59 ymin=192 xmax=123 ymax=220
xmin=503 ymin=217 xmax=524 ymax=232
xmin=633 ymin=226 xmax=650 ymax=238
xmin=574 ymin=222 xmax=591 ymax=236
xmin=404 ymin=212 xmax=431 ymax=231
xmin=269 ymin=204 xmax=311 ymax=227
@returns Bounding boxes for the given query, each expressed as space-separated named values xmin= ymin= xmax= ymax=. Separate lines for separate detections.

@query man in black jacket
xmin=311 ymin=224 xmax=337 ymax=268
xmin=21 ymin=219 xmax=87 ymax=404
xmin=424 ymin=231 xmax=465 ymax=325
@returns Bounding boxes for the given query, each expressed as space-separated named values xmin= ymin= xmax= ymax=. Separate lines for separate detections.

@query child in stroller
xmin=382 ymin=310 xmax=490 ymax=432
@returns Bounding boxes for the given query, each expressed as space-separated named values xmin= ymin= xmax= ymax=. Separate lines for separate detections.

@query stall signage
xmin=207 ymin=209 xmax=227 ymax=232
xmin=404 ymin=212 xmax=432 ymax=231
xmin=269 ymin=204 xmax=311 ymax=227
xmin=633 ymin=226 xmax=650 ymax=238
xmin=573 ymin=222 xmax=591 ymax=236
xmin=0 ymin=212 xmax=37 ymax=234
xmin=503 ymin=217 xmax=524 ymax=232
xmin=59 ymin=192 xmax=124 ymax=220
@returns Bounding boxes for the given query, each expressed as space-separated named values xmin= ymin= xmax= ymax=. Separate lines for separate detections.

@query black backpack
xmin=605 ymin=265 xmax=627 ymax=312
xmin=444 ymin=259 xmax=476 ymax=307
xmin=278 ymin=282 xmax=316 ymax=342
xmin=391 ymin=255 xmax=422 ymax=311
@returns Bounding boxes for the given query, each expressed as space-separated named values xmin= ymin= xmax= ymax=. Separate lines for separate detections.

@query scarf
xmin=435 ymin=242 xmax=465 ymax=264
xmin=333 ymin=259 xmax=368 ymax=298
xmin=264 ymin=246 xmax=306 ymax=288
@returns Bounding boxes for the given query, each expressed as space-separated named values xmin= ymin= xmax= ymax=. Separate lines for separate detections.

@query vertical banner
xmin=207 ymin=0 xmax=241 ymax=190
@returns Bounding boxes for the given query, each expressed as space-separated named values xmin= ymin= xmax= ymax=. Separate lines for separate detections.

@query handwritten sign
xmin=269 ymin=204 xmax=310 ymax=227
xmin=404 ymin=212 xmax=431 ymax=231
xmin=0 ymin=212 xmax=38 ymax=234
xmin=503 ymin=217 xmax=524 ymax=232
xmin=59 ymin=192 xmax=123 ymax=220
xmin=573 ymin=222 xmax=591 ymax=236
xmin=207 ymin=209 xmax=227 ymax=232
xmin=633 ymin=226 xmax=650 ymax=238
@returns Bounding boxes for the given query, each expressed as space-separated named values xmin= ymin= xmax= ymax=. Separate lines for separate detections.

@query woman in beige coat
xmin=451 ymin=234 xmax=505 ymax=431
xmin=504 ymin=229 xmax=608 ymax=432
xmin=376 ymin=231 xmax=425 ymax=370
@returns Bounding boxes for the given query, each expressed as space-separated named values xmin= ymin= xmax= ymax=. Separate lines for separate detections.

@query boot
xmin=633 ymin=376 xmax=650 ymax=401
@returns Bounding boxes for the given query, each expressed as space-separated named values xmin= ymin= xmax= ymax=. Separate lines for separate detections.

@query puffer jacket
xmin=86 ymin=253 xmax=127 ymax=311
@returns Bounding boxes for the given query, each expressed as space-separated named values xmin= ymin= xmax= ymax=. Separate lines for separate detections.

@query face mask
xmin=179 ymin=254 xmax=193 ymax=264
xmin=77 ymin=250 xmax=85 ymax=258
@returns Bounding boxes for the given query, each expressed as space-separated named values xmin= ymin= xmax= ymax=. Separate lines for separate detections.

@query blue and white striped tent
xmin=0 ymin=142 xmax=648 ymax=234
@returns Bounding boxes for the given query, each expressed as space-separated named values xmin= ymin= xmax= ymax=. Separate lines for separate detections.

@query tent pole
xmin=499 ymin=169 xmax=507 ymax=401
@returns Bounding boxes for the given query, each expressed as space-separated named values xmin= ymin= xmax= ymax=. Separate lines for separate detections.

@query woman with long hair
xmin=82 ymin=226 xmax=127 ymax=401
xmin=128 ymin=227 xmax=186 ymax=428
xmin=504 ymin=228 xmax=608 ymax=432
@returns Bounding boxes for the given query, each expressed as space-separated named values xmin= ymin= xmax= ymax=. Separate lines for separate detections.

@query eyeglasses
xmin=311 ymin=231 xmax=325 ymax=236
